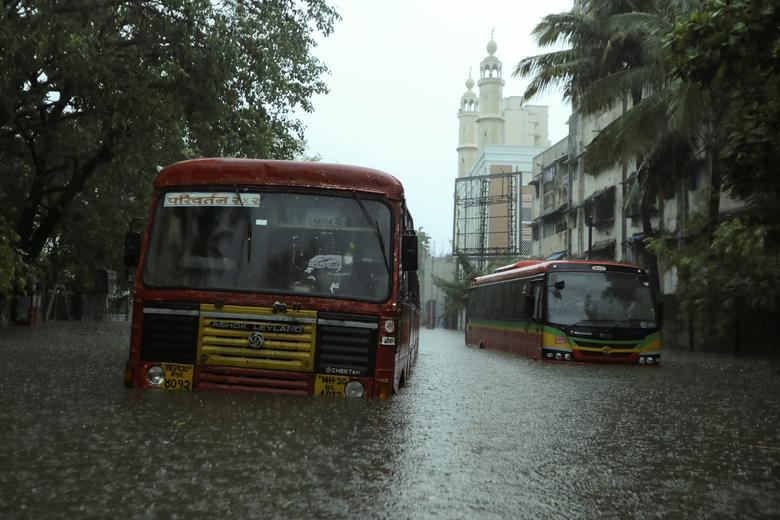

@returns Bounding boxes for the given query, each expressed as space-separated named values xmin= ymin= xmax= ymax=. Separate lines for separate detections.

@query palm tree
xmin=514 ymin=0 xmax=705 ymax=287
xmin=577 ymin=1 xmax=715 ymax=236
xmin=516 ymin=1 xmax=657 ymax=110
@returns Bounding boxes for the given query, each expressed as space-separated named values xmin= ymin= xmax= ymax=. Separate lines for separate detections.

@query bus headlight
xmin=344 ymin=380 xmax=365 ymax=398
xmin=384 ymin=320 xmax=396 ymax=333
xmin=146 ymin=365 xmax=165 ymax=387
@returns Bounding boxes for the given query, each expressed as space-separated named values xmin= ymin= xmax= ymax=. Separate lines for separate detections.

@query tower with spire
xmin=456 ymin=35 xmax=549 ymax=176
xmin=456 ymin=71 xmax=478 ymax=178
xmin=476 ymin=34 xmax=505 ymax=148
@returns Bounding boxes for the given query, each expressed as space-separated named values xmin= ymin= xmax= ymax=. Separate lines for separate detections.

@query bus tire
xmin=478 ymin=341 xmax=485 ymax=349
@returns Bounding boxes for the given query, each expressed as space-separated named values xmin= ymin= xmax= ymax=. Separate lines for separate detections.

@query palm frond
xmin=607 ymin=12 xmax=673 ymax=35
xmin=583 ymin=89 xmax=673 ymax=172
xmin=666 ymin=79 xmax=705 ymax=140
xmin=576 ymin=65 xmax=666 ymax=114
xmin=532 ymin=11 xmax=601 ymax=48
xmin=515 ymin=50 xmax=598 ymax=102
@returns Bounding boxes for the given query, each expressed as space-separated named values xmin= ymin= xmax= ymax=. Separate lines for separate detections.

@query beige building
xmin=453 ymin=37 xmax=549 ymax=267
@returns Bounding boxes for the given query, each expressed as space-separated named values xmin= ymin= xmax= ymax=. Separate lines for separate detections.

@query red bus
xmin=466 ymin=259 xmax=662 ymax=364
xmin=123 ymin=158 xmax=420 ymax=398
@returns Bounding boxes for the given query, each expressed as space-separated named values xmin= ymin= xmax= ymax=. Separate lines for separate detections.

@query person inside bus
xmin=346 ymin=234 xmax=387 ymax=299
xmin=206 ymin=209 xmax=246 ymax=262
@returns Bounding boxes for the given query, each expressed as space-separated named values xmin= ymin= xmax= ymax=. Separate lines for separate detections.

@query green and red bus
xmin=123 ymin=158 xmax=420 ymax=398
xmin=466 ymin=259 xmax=662 ymax=364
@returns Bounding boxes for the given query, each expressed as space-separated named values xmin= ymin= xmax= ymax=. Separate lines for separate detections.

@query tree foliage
xmin=647 ymin=0 xmax=780 ymax=348
xmin=649 ymin=218 xmax=780 ymax=339
xmin=515 ymin=1 xmax=703 ymax=290
xmin=432 ymin=252 xmax=512 ymax=319
xmin=0 ymin=215 xmax=37 ymax=295
xmin=432 ymin=251 xmax=479 ymax=319
xmin=516 ymin=0 xmax=780 ymax=351
xmin=416 ymin=227 xmax=431 ymax=269
xmin=0 ymin=0 xmax=339 ymax=289
xmin=668 ymin=0 xmax=780 ymax=220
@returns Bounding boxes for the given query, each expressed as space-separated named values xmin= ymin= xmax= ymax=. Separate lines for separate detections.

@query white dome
xmin=487 ymin=38 xmax=497 ymax=56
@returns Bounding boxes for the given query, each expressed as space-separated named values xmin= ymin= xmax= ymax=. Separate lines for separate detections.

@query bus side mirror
xmin=124 ymin=231 xmax=141 ymax=268
xmin=402 ymin=231 xmax=418 ymax=272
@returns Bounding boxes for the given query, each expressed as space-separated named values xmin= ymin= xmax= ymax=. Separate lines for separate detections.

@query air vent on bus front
xmin=140 ymin=304 xmax=199 ymax=364
xmin=315 ymin=312 xmax=378 ymax=377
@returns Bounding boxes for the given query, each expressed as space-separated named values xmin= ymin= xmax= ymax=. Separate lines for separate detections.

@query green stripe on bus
xmin=469 ymin=318 xmax=539 ymax=332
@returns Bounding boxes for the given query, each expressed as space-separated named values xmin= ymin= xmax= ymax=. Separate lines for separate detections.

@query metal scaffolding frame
xmin=453 ymin=171 xmax=524 ymax=271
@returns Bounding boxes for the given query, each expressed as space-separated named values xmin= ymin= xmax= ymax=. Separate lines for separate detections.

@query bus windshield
xmin=546 ymin=270 xmax=657 ymax=327
xmin=142 ymin=191 xmax=392 ymax=301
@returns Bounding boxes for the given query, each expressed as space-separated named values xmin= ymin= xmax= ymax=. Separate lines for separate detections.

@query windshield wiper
xmin=353 ymin=192 xmax=390 ymax=275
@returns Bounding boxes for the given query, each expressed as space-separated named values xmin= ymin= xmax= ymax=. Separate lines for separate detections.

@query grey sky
xmin=299 ymin=0 xmax=574 ymax=254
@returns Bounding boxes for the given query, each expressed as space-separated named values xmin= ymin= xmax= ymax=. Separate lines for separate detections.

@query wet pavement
xmin=1 ymin=321 xmax=778 ymax=519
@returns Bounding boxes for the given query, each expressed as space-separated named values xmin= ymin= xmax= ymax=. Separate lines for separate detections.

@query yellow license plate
xmin=314 ymin=374 xmax=350 ymax=396
xmin=162 ymin=363 xmax=193 ymax=391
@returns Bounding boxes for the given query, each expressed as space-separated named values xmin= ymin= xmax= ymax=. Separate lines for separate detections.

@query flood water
xmin=1 ymin=322 xmax=778 ymax=519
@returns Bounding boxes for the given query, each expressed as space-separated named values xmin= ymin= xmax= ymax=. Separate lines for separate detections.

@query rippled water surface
xmin=1 ymin=322 xmax=778 ymax=519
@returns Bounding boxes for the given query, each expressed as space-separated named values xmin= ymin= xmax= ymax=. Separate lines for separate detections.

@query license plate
xmin=314 ymin=374 xmax=349 ymax=396
xmin=162 ymin=363 xmax=193 ymax=391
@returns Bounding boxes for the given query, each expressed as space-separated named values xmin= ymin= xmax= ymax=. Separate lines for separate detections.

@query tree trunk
xmin=21 ymin=139 xmax=114 ymax=260
xmin=638 ymin=165 xmax=661 ymax=294
xmin=630 ymin=90 xmax=661 ymax=293
xmin=706 ymin=144 xmax=722 ymax=237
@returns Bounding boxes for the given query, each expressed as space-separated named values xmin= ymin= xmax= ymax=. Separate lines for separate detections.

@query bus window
xmin=531 ymin=281 xmax=543 ymax=321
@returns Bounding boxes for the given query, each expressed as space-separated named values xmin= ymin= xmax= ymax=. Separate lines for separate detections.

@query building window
xmin=555 ymin=214 xmax=567 ymax=233
xmin=592 ymin=186 xmax=616 ymax=227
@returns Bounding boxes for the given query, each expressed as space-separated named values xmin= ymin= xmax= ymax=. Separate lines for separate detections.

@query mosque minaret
xmin=456 ymin=72 xmax=479 ymax=178
xmin=459 ymin=35 xmax=547 ymax=178
xmin=476 ymin=36 xmax=505 ymax=148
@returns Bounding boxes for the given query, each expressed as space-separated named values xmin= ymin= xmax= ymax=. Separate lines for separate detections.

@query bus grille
xmin=572 ymin=340 xmax=639 ymax=349
xmin=140 ymin=306 xmax=199 ymax=364
xmin=198 ymin=366 xmax=310 ymax=395
xmin=577 ymin=350 xmax=635 ymax=358
xmin=198 ymin=305 xmax=317 ymax=372
xmin=316 ymin=312 xmax=377 ymax=377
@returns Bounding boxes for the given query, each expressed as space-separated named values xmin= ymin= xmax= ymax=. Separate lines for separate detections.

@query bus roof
xmin=154 ymin=158 xmax=406 ymax=201
xmin=472 ymin=259 xmax=645 ymax=286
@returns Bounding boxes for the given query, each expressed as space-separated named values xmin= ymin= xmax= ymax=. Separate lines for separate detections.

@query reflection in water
xmin=0 ymin=323 xmax=778 ymax=518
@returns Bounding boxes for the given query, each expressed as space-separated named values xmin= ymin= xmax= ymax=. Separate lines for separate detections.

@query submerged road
xmin=0 ymin=322 xmax=778 ymax=519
